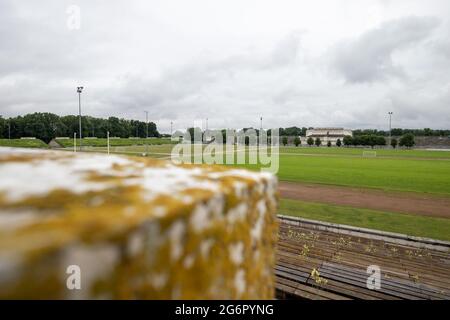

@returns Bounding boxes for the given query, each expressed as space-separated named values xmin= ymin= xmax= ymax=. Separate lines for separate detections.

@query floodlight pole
xmin=107 ymin=131 xmax=110 ymax=154
xmin=77 ymin=86 xmax=84 ymax=151
xmin=170 ymin=121 xmax=173 ymax=136
xmin=8 ymin=120 xmax=11 ymax=139
xmin=145 ymin=111 xmax=149 ymax=155
xmin=260 ymin=116 xmax=263 ymax=145
xmin=145 ymin=111 xmax=149 ymax=138
xmin=388 ymin=112 xmax=393 ymax=147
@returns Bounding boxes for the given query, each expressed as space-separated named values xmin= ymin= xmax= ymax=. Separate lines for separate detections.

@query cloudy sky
xmin=1 ymin=0 xmax=449 ymax=132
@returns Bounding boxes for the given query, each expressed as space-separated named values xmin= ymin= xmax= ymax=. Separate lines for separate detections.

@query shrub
xmin=343 ymin=136 xmax=353 ymax=146
xmin=315 ymin=138 xmax=321 ymax=147
xmin=399 ymin=133 xmax=415 ymax=148
xmin=391 ymin=138 xmax=398 ymax=149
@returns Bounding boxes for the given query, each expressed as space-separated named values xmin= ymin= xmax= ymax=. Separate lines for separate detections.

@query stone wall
xmin=0 ymin=147 xmax=278 ymax=299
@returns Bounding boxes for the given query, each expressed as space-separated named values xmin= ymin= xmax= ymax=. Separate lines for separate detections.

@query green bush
xmin=343 ymin=136 xmax=353 ymax=146
xmin=391 ymin=138 xmax=398 ymax=149
xmin=0 ymin=139 xmax=48 ymax=148
xmin=315 ymin=137 xmax=321 ymax=147
xmin=399 ymin=133 xmax=415 ymax=148
xmin=55 ymin=138 xmax=176 ymax=148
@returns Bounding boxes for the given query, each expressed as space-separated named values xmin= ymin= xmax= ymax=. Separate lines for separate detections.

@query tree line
xmin=276 ymin=127 xmax=449 ymax=137
xmin=342 ymin=135 xmax=386 ymax=148
xmin=0 ymin=112 xmax=159 ymax=143
xmin=342 ymin=134 xmax=415 ymax=148
xmin=353 ymin=128 xmax=450 ymax=137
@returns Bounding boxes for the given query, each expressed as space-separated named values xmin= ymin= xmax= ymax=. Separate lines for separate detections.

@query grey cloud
xmin=104 ymin=32 xmax=305 ymax=122
xmin=1 ymin=1 xmax=450 ymax=132
xmin=343 ymin=86 xmax=450 ymax=130
xmin=268 ymin=31 xmax=302 ymax=66
xmin=332 ymin=16 xmax=440 ymax=83
xmin=387 ymin=88 xmax=450 ymax=125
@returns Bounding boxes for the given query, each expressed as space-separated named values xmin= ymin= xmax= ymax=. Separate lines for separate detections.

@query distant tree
xmin=294 ymin=137 xmax=301 ymax=147
xmin=336 ymin=138 xmax=342 ymax=147
xmin=349 ymin=127 xmax=450 ymax=137
xmin=301 ymin=127 xmax=307 ymax=136
xmin=423 ymin=128 xmax=432 ymax=136
xmin=283 ymin=127 xmax=303 ymax=136
xmin=399 ymin=133 xmax=415 ymax=148
xmin=108 ymin=117 xmax=124 ymax=137
xmin=391 ymin=138 xmax=398 ymax=149
xmin=327 ymin=141 xmax=331 ymax=147
xmin=187 ymin=127 xmax=203 ymax=143
xmin=282 ymin=136 xmax=288 ymax=146
xmin=391 ymin=128 xmax=403 ymax=136
xmin=352 ymin=136 xmax=361 ymax=146
xmin=307 ymin=137 xmax=314 ymax=146
xmin=0 ymin=116 xmax=5 ymax=139
xmin=349 ymin=134 xmax=386 ymax=148
xmin=343 ymin=136 xmax=353 ymax=146
xmin=368 ymin=135 xmax=377 ymax=148
xmin=364 ymin=135 xmax=379 ymax=149
xmin=18 ymin=113 xmax=67 ymax=143
xmin=315 ymin=137 xmax=321 ymax=147
xmin=377 ymin=136 xmax=386 ymax=146
xmin=1 ymin=113 xmax=160 ymax=141
xmin=350 ymin=127 xmax=450 ymax=137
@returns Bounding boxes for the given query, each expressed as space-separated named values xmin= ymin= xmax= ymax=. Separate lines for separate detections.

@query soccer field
xmin=242 ymin=151 xmax=450 ymax=196
xmin=278 ymin=146 xmax=450 ymax=159
xmin=76 ymin=144 xmax=450 ymax=195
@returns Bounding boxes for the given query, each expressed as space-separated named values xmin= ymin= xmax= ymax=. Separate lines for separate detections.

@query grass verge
xmin=55 ymin=138 xmax=176 ymax=147
xmin=0 ymin=139 xmax=48 ymax=148
xmin=279 ymin=198 xmax=450 ymax=241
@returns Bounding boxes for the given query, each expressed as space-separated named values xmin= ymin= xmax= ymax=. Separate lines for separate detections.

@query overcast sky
xmin=1 ymin=0 xmax=449 ymax=132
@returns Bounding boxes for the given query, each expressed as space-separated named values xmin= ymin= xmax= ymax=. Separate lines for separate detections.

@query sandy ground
xmin=279 ymin=181 xmax=450 ymax=218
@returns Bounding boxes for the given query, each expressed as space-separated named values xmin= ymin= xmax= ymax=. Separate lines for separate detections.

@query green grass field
xmin=55 ymin=137 xmax=176 ymax=147
xmin=240 ymin=153 xmax=450 ymax=196
xmin=74 ymin=144 xmax=450 ymax=195
xmin=279 ymin=198 xmax=450 ymax=241
xmin=279 ymin=146 xmax=450 ymax=159
xmin=0 ymin=139 xmax=48 ymax=148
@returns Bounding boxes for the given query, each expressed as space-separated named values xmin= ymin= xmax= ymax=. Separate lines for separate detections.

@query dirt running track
xmin=279 ymin=181 xmax=450 ymax=218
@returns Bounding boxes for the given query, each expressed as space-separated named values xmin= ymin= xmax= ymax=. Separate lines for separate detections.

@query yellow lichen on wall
xmin=0 ymin=148 xmax=278 ymax=299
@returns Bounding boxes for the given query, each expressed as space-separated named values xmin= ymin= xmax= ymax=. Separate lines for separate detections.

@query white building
xmin=305 ymin=128 xmax=352 ymax=146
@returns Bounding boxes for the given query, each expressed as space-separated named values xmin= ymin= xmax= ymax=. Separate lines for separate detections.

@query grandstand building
xmin=304 ymin=128 xmax=353 ymax=146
